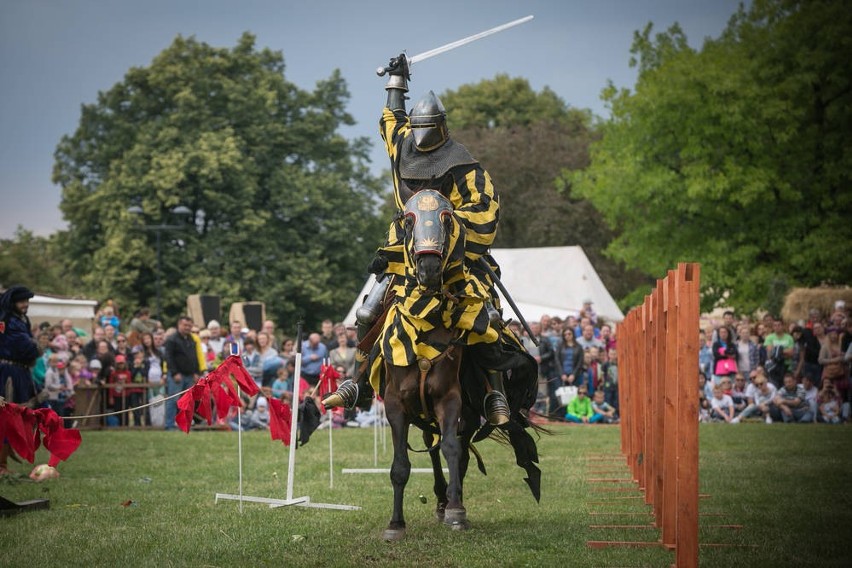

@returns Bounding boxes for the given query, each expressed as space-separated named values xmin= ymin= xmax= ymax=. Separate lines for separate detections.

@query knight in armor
xmin=323 ymin=54 xmax=512 ymax=426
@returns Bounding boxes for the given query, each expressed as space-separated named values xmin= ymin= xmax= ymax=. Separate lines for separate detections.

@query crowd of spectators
xmin=699 ymin=305 xmax=852 ymax=424
xmin=25 ymin=297 xmax=852 ymax=429
xmin=26 ymin=302 xmax=365 ymax=430
xmin=520 ymin=299 xmax=620 ymax=424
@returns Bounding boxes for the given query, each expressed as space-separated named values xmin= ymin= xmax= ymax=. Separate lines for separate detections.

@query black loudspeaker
xmin=229 ymin=302 xmax=266 ymax=332
xmin=186 ymin=294 xmax=221 ymax=328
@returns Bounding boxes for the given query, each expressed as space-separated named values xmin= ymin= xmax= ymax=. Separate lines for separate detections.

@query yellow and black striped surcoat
xmin=364 ymin=108 xmax=514 ymax=391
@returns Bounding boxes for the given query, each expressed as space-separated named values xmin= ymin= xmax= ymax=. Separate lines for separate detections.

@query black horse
xmin=377 ymin=189 xmax=541 ymax=541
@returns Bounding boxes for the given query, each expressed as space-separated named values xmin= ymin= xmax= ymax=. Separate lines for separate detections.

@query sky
xmin=0 ymin=0 xmax=745 ymax=239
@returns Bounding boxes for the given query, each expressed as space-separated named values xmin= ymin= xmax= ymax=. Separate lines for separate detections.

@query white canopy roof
xmin=343 ymin=246 xmax=623 ymax=327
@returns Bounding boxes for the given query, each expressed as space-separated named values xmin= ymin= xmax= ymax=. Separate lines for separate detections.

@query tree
xmin=0 ymin=228 xmax=80 ymax=297
xmin=53 ymin=33 xmax=385 ymax=330
xmin=567 ymin=0 xmax=852 ymax=313
xmin=441 ymin=76 xmax=649 ymax=304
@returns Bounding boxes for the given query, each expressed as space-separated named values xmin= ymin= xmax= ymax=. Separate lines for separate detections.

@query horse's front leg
xmin=425 ymin=430 xmax=448 ymax=521
xmin=384 ymin=394 xmax=411 ymax=541
xmin=435 ymin=391 xmax=468 ymax=529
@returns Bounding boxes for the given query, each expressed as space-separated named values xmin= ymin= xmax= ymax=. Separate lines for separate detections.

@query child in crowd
xmin=108 ymin=354 xmax=131 ymax=426
xmin=565 ymin=386 xmax=599 ymax=424
xmin=729 ymin=375 xmax=749 ymax=416
xmin=271 ymin=365 xmax=292 ymax=401
xmin=127 ymin=349 xmax=149 ymax=426
xmin=801 ymin=375 xmax=819 ymax=423
xmin=817 ymin=381 xmax=842 ymax=424
xmin=591 ymin=390 xmax=618 ymax=424
xmin=698 ymin=372 xmax=712 ymax=422
xmin=64 ymin=359 xmax=83 ymax=416
xmin=710 ymin=385 xmax=735 ymax=423
xmin=44 ymin=355 xmax=72 ymax=416
xmin=246 ymin=397 xmax=271 ymax=430
xmin=85 ymin=358 xmax=102 ymax=386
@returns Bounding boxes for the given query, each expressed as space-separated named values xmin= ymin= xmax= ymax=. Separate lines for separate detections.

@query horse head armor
xmin=402 ymin=189 xmax=455 ymax=290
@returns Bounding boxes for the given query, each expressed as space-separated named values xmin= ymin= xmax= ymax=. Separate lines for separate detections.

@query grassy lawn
xmin=0 ymin=423 xmax=850 ymax=567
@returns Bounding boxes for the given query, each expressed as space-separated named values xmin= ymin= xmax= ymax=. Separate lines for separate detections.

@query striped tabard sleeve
xmin=448 ymin=164 xmax=499 ymax=262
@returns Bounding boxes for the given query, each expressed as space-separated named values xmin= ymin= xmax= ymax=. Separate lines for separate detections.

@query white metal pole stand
xmin=215 ymin=322 xmax=359 ymax=511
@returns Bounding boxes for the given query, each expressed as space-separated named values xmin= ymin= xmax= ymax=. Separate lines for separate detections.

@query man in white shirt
xmin=732 ymin=375 xmax=777 ymax=423
xmin=207 ymin=320 xmax=226 ymax=358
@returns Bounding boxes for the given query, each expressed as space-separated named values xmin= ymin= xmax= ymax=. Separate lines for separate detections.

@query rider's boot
xmin=323 ymin=352 xmax=376 ymax=409
xmin=483 ymin=370 xmax=511 ymax=426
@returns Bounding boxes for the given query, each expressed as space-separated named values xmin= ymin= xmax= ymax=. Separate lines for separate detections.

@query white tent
xmin=26 ymin=294 xmax=98 ymax=334
xmin=343 ymin=246 xmax=623 ymax=327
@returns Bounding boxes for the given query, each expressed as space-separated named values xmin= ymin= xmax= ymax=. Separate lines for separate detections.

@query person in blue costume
xmin=0 ymin=286 xmax=43 ymax=474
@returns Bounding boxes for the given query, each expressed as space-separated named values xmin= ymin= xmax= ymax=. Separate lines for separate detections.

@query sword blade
xmin=408 ymin=15 xmax=534 ymax=66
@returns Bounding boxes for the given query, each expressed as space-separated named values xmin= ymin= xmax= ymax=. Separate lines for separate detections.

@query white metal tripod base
xmin=214 ymin=493 xmax=360 ymax=511
xmin=213 ymin=350 xmax=360 ymax=513
xmin=214 ymin=493 xmax=309 ymax=507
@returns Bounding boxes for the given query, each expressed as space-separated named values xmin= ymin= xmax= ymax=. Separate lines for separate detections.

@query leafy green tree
xmin=442 ymin=74 xmax=587 ymax=129
xmin=567 ymin=0 xmax=852 ymax=313
xmin=53 ymin=33 xmax=384 ymax=330
xmin=0 ymin=228 xmax=81 ymax=297
xmin=442 ymin=76 xmax=649 ymax=304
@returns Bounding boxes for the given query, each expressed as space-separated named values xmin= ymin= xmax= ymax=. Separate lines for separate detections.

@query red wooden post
xmin=676 ymin=263 xmax=700 ymax=568
xmin=652 ymin=279 xmax=665 ymax=523
xmin=639 ymin=300 xmax=651 ymax=495
xmin=662 ymin=270 xmax=679 ymax=548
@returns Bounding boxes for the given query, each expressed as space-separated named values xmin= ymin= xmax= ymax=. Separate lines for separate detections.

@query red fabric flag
xmin=268 ymin=398 xmax=292 ymax=446
xmin=0 ymin=404 xmax=81 ymax=466
xmin=175 ymin=381 xmax=212 ymax=433
xmin=217 ymin=355 xmax=259 ymax=396
xmin=173 ymin=380 xmax=213 ymax=433
xmin=35 ymin=408 xmax=82 ymax=466
xmin=210 ymin=377 xmax=241 ymax=421
xmin=0 ymin=404 xmax=35 ymax=462
xmin=193 ymin=382 xmax=213 ymax=426
xmin=175 ymin=389 xmax=196 ymax=433
xmin=317 ymin=364 xmax=341 ymax=399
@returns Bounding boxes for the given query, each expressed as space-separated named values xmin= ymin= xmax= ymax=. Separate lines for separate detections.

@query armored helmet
xmin=409 ymin=91 xmax=449 ymax=151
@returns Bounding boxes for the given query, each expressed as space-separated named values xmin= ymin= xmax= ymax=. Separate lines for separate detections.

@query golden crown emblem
xmin=417 ymin=194 xmax=439 ymax=212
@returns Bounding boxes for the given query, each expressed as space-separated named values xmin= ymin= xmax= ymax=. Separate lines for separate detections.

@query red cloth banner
xmin=175 ymin=356 xmax=260 ymax=433
xmin=0 ymin=403 xmax=81 ymax=467
xmin=317 ymin=364 xmax=341 ymax=399
xmin=268 ymin=398 xmax=292 ymax=446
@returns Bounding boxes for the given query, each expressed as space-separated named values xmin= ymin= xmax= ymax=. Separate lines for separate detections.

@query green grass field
xmin=1 ymin=423 xmax=850 ymax=567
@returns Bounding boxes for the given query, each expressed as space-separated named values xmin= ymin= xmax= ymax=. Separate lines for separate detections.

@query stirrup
xmin=486 ymin=302 xmax=502 ymax=325
xmin=484 ymin=391 xmax=510 ymax=426
xmin=322 ymin=379 xmax=359 ymax=410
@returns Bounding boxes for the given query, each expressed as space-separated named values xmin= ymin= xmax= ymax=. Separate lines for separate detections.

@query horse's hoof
xmin=435 ymin=503 xmax=446 ymax=522
xmin=444 ymin=507 xmax=468 ymax=530
xmin=383 ymin=528 xmax=406 ymax=541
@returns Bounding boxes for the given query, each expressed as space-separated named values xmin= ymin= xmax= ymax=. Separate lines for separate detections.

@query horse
xmin=376 ymin=189 xmax=541 ymax=541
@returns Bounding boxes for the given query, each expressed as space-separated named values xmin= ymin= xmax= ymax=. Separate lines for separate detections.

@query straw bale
xmin=782 ymin=287 xmax=852 ymax=322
